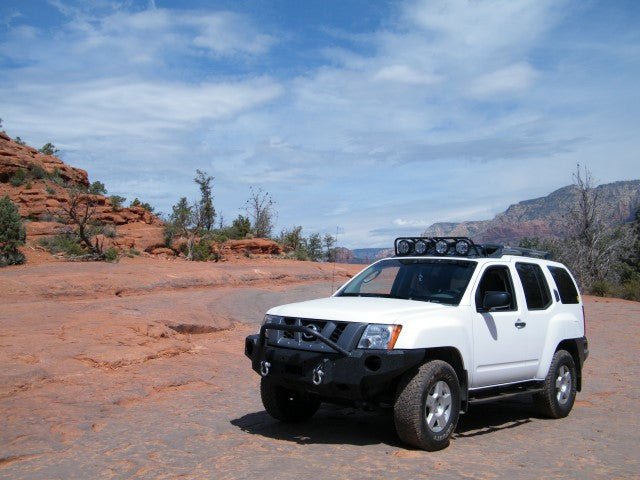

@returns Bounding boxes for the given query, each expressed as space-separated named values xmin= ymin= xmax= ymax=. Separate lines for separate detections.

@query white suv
xmin=245 ymin=237 xmax=588 ymax=451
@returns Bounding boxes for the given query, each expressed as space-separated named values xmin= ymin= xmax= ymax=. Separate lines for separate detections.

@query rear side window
xmin=516 ymin=262 xmax=552 ymax=310
xmin=548 ymin=266 xmax=580 ymax=304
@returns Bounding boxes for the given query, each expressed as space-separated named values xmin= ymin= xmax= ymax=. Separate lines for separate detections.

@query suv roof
xmin=393 ymin=236 xmax=551 ymax=260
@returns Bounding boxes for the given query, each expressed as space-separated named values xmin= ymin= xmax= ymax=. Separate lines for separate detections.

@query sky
xmin=1 ymin=0 xmax=639 ymax=248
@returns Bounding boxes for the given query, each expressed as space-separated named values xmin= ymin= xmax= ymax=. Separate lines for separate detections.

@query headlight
xmin=262 ymin=314 xmax=282 ymax=325
xmin=357 ymin=324 xmax=402 ymax=349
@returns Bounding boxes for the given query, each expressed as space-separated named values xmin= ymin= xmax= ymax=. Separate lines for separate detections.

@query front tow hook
xmin=260 ymin=361 xmax=271 ymax=377
xmin=312 ymin=363 xmax=325 ymax=385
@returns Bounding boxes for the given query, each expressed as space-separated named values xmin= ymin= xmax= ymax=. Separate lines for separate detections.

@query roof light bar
xmin=394 ymin=237 xmax=481 ymax=257
xmin=392 ymin=237 xmax=551 ymax=259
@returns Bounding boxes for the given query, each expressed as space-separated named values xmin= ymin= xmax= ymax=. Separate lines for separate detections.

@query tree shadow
xmin=231 ymin=397 xmax=541 ymax=447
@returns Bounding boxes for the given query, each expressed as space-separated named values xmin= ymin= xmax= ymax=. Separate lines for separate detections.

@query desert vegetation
xmin=0 ymin=195 xmax=26 ymax=266
xmin=519 ymin=165 xmax=640 ymax=301
xmin=162 ymin=170 xmax=337 ymax=262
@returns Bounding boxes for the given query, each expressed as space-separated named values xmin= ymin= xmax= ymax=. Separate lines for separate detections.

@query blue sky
xmin=1 ymin=0 xmax=639 ymax=248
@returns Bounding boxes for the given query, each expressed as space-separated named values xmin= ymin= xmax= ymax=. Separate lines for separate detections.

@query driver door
xmin=470 ymin=264 xmax=536 ymax=388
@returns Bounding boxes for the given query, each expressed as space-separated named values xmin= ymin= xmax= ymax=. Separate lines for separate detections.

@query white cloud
xmin=3 ymin=78 xmax=283 ymax=141
xmin=373 ymin=65 xmax=442 ymax=85
xmin=469 ymin=63 xmax=539 ymax=98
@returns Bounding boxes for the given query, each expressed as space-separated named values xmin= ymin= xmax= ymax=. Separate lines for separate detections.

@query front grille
xmin=329 ymin=323 xmax=347 ymax=342
xmin=283 ymin=317 xmax=296 ymax=339
xmin=268 ymin=317 xmax=357 ymax=352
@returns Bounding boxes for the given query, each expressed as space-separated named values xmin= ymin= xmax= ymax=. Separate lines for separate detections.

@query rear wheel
xmin=260 ymin=378 xmax=320 ymax=423
xmin=394 ymin=360 xmax=460 ymax=451
xmin=535 ymin=349 xmax=577 ymax=418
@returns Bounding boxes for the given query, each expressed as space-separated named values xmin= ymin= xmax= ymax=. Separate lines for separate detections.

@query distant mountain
xmin=422 ymin=180 xmax=640 ymax=244
xmin=351 ymin=248 xmax=388 ymax=263
xmin=338 ymin=180 xmax=640 ymax=265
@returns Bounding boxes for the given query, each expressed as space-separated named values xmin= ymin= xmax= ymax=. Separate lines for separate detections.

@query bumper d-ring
xmin=312 ymin=364 xmax=325 ymax=385
xmin=260 ymin=361 xmax=271 ymax=377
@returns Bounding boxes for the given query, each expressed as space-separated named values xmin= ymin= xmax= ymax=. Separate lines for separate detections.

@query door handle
xmin=515 ymin=320 xmax=526 ymax=329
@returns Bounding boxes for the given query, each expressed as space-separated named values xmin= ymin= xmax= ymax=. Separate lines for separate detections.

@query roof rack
xmin=394 ymin=237 xmax=551 ymax=260
xmin=483 ymin=244 xmax=551 ymax=260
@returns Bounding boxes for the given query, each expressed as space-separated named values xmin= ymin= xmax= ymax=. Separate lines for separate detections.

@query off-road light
xmin=435 ymin=240 xmax=449 ymax=255
xmin=414 ymin=240 xmax=428 ymax=255
xmin=455 ymin=240 xmax=470 ymax=255
xmin=397 ymin=240 xmax=412 ymax=255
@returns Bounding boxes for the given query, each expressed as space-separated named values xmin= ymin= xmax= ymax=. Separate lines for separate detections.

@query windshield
xmin=338 ymin=258 xmax=477 ymax=305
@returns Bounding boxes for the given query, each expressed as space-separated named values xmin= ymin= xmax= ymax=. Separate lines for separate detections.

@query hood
xmin=267 ymin=296 xmax=452 ymax=324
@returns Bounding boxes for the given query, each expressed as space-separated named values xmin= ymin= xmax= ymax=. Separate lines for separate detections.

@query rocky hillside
xmin=0 ymin=132 xmax=287 ymax=259
xmin=0 ymin=131 xmax=166 ymax=252
xmin=423 ymin=180 xmax=640 ymax=244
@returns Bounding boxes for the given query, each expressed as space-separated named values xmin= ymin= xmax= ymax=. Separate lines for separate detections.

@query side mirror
xmin=481 ymin=291 xmax=511 ymax=312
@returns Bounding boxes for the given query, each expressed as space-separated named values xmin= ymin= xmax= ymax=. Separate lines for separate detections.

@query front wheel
xmin=260 ymin=378 xmax=320 ymax=423
xmin=394 ymin=360 xmax=460 ymax=451
xmin=535 ymin=349 xmax=577 ymax=418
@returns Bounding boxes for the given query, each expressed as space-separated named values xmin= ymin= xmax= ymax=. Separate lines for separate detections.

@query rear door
xmin=514 ymin=262 xmax=554 ymax=375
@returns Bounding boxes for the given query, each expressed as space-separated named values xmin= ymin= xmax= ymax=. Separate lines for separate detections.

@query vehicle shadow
xmin=454 ymin=397 xmax=538 ymax=438
xmin=231 ymin=404 xmax=403 ymax=447
xmin=231 ymin=397 xmax=541 ymax=447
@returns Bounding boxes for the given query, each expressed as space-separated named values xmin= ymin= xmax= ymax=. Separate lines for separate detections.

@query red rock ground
xmin=0 ymin=257 xmax=638 ymax=479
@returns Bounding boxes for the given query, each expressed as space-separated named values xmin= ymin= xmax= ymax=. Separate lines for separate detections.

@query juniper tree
xmin=195 ymin=170 xmax=215 ymax=231
xmin=0 ymin=196 xmax=26 ymax=266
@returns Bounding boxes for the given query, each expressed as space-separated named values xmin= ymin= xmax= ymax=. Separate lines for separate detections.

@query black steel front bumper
xmin=244 ymin=323 xmax=424 ymax=402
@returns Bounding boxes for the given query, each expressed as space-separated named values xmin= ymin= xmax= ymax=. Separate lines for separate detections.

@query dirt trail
xmin=0 ymin=258 xmax=639 ymax=479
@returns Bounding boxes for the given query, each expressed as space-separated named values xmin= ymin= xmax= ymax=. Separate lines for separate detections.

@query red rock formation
xmin=223 ymin=238 xmax=282 ymax=255
xmin=0 ymin=133 xmax=165 ymax=253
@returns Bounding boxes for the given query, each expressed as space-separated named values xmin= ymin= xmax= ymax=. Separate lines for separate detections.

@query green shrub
xmin=14 ymin=137 xmax=26 ymax=146
xmin=192 ymin=239 xmax=212 ymax=261
xmin=109 ymin=195 xmax=126 ymax=210
xmin=126 ymin=248 xmax=141 ymax=257
xmin=618 ymin=279 xmax=640 ymax=302
xmin=10 ymin=169 xmax=26 ymax=186
xmin=590 ymin=280 xmax=611 ymax=297
xmin=210 ymin=232 xmax=228 ymax=243
xmin=39 ymin=143 xmax=59 ymax=156
xmin=294 ymin=248 xmax=308 ymax=261
xmin=30 ymin=165 xmax=47 ymax=179
xmin=129 ymin=198 xmax=154 ymax=212
xmin=46 ymin=186 xmax=56 ymax=195
xmin=0 ymin=196 xmax=26 ymax=266
xmin=102 ymin=225 xmax=117 ymax=238
xmin=89 ymin=181 xmax=107 ymax=195
xmin=24 ymin=181 xmax=32 ymax=190
xmin=0 ymin=250 xmax=25 ymax=267
xmin=104 ymin=247 xmax=119 ymax=262
xmin=39 ymin=235 xmax=84 ymax=256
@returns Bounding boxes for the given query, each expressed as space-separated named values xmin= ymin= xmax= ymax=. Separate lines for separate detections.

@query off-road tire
xmin=394 ymin=360 xmax=460 ymax=451
xmin=260 ymin=378 xmax=320 ymax=423
xmin=535 ymin=349 xmax=577 ymax=418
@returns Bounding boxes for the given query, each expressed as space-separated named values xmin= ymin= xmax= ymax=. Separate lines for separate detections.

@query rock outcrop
xmin=0 ymin=133 xmax=165 ymax=252
xmin=222 ymin=238 xmax=282 ymax=255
